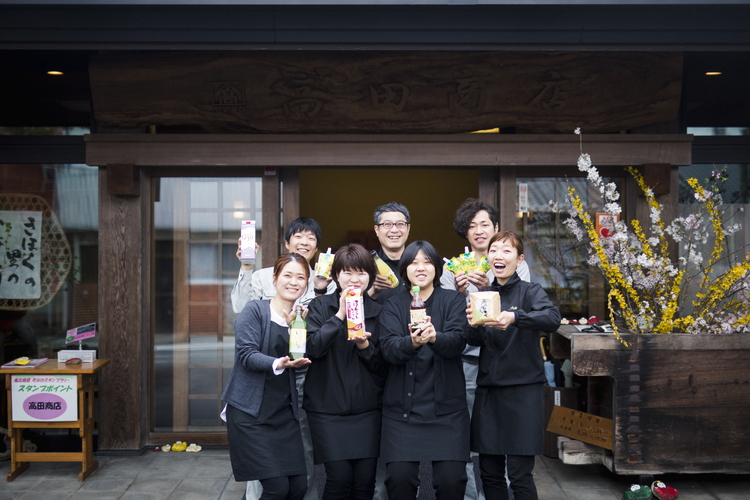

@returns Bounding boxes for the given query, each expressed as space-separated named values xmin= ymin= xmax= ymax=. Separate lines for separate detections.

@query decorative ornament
xmin=652 ymin=481 xmax=679 ymax=500
xmin=623 ymin=484 xmax=651 ymax=500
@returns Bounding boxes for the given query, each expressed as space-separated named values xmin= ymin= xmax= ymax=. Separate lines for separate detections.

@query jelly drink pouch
xmin=240 ymin=220 xmax=256 ymax=265
xmin=346 ymin=289 xmax=365 ymax=338
xmin=316 ymin=248 xmax=334 ymax=279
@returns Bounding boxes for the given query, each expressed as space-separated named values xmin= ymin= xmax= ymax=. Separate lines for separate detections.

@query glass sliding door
xmin=152 ymin=177 xmax=262 ymax=435
xmin=516 ymin=176 xmax=617 ymax=320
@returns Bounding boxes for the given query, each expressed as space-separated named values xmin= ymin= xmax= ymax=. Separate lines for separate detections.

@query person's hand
xmin=283 ymin=306 xmax=307 ymax=325
xmin=348 ymin=331 xmax=372 ymax=349
xmin=482 ymin=311 xmax=516 ymax=331
xmin=236 ymin=238 xmax=258 ymax=271
xmin=336 ymin=286 xmax=356 ymax=321
xmin=277 ymin=356 xmax=311 ymax=369
xmin=368 ymin=274 xmax=394 ymax=299
xmin=313 ymin=263 xmax=332 ymax=293
xmin=466 ymin=302 xmax=476 ymax=325
xmin=454 ymin=273 xmax=470 ymax=296
xmin=410 ymin=316 xmax=436 ymax=348
xmin=466 ymin=270 xmax=490 ymax=290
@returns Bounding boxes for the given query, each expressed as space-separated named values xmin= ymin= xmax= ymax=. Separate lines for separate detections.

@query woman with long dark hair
xmin=378 ymin=240 xmax=470 ymax=500
xmin=222 ymin=253 xmax=312 ymax=500
xmin=303 ymin=243 xmax=386 ymax=500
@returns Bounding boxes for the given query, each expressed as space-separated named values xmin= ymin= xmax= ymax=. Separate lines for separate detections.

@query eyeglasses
xmin=468 ymin=222 xmax=494 ymax=232
xmin=377 ymin=221 xmax=408 ymax=230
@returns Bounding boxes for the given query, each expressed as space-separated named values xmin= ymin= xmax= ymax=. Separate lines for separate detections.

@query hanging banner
xmin=11 ymin=374 xmax=78 ymax=422
xmin=0 ymin=210 xmax=42 ymax=300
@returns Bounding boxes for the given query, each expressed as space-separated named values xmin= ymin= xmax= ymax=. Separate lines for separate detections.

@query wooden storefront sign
xmin=89 ymin=51 xmax=682 ymax=134
xmin=547 ymin=406 xmax=613 ymax=450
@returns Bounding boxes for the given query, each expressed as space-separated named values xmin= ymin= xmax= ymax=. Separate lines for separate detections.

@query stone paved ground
xmin=1 ymin=450 xmax=749 ymax=500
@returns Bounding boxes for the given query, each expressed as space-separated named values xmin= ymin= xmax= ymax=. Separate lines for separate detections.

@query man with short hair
xmin=369 ymin=201 xmax=411 ymax=304
xmin=230 ymin=216 xmax=334 ymax=500
xmin=231 ymin=216 xmax=334 ymax=313
xmin=441 ymin=198 xmax=530 ymax=500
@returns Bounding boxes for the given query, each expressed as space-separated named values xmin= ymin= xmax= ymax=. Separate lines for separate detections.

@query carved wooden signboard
xmin=89 ymin=51 xmax=682 ymax=134
xmin=547 ymin=406 xmax=614 ymax=450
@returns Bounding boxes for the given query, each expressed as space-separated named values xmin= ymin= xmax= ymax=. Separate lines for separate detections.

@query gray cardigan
xmin=221 ymin=300 xmax=299 ymax=419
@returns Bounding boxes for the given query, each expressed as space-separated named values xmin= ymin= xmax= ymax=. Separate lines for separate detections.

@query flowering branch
xmin=556 ymin=130 xmax=750 ymax=346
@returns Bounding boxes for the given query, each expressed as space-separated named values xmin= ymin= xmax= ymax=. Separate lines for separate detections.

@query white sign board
xmin=0 ymin=210 xmax=43 ymax=299
xmin=11 ymin=374 xmax=78 ymax=422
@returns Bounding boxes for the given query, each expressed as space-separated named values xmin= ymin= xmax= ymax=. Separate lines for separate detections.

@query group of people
xmin=221 ymin=200 xmax=561 ymax=500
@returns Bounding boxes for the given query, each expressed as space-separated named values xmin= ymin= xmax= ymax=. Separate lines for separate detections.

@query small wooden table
xmin=1 ymin=359 xmax=110 ymax=482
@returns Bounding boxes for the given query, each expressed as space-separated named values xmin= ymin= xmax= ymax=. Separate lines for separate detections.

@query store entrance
xmin=300 ymin=167 xmax=483 ymax=258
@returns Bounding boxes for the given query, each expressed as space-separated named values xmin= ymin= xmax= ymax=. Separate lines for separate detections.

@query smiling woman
xmin=378 ymin=240 xmax=471 ymax=500
xmin=222 ymin=253 xmax=312 ymax=500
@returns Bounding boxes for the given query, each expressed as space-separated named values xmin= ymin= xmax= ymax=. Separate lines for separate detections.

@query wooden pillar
xmin=262 ymin=173 xmax=281 ymax=267
xmin=498 ymin=166 xmax=517 ymax=232
xmin=97 ymin=165 xmax=150 ymax=451
xmin=478 ymin=166 xmax=497 ymax=208
xmin=282 ymin=167 xmax=300 ymax=229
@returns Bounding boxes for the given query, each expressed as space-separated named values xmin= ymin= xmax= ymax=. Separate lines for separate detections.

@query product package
xmin=316 ymin=247 xmax=334 ymax=279
xmin=240 ymin=220 xmax=256 ymax=264
xmin=469 ymin=291 xmax=501 ymax=325
xmin=346 ymin=288 xmax=365 ymax=338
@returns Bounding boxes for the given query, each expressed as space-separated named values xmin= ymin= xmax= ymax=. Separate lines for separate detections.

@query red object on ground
xmin=652 ymin=481 xmax=679 ymax=500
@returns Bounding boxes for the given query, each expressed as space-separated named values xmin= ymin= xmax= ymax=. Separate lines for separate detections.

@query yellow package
xmin=469 ymin=291 xmax=501 ymax=325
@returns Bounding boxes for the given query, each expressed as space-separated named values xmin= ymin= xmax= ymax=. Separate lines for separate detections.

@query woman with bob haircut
xmin=303 ymin=244 xmax=387 ymax=500
xmin=465 ymin=231 xmax=561 ymax=500
xmin=222 ymin=253 xmax=313 ymax=500
xmin=378 ymin=240 xmax=470 ymax=500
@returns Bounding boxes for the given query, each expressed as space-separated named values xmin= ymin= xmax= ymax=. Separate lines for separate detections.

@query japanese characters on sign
xmin=11 ymin=374 xmax=78 ymax=422
xmin=0 ymin=210 xmax=43 ymax=300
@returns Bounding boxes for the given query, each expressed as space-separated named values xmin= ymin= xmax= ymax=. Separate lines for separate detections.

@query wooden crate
xmin=571 ymin=332 xmax=750 ymax=475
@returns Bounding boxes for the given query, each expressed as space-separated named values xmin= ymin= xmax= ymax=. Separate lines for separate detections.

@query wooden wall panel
xmin=98 ymin=166 xmax=150 ymax=451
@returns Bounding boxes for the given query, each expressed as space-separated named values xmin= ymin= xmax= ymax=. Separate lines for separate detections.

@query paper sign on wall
xmin=518 ymin=183 xmax=529 ymax=213
xmin=11 ymin=374 xmax=78 ymax=422
xmin=0 ymin=210 xmax=43 ymax=299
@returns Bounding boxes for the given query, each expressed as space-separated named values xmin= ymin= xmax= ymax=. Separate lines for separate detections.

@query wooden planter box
xmin=569 ymin=331 xmax=750 ymax=475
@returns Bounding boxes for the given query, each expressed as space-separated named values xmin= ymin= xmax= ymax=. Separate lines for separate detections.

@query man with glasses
xmin=441 ymin=199 xmax=529 ymax=500
xmin=369 ymin=201 xmax=411 ymax=304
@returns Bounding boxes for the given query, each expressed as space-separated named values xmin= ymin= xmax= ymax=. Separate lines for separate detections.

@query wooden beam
xmin=86 ymin=134 xmax=693 ymax=168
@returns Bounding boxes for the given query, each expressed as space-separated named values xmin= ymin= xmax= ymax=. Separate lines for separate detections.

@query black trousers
xmin=323 ymin=458 xmax=378 ymax=500
xmin=478 ymin=454 xmax=537 ymax=500
xmin=385 ymin=461 xmax=467 ymax=500
xmin=259 ymin=474 xmax=307 ymax=500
